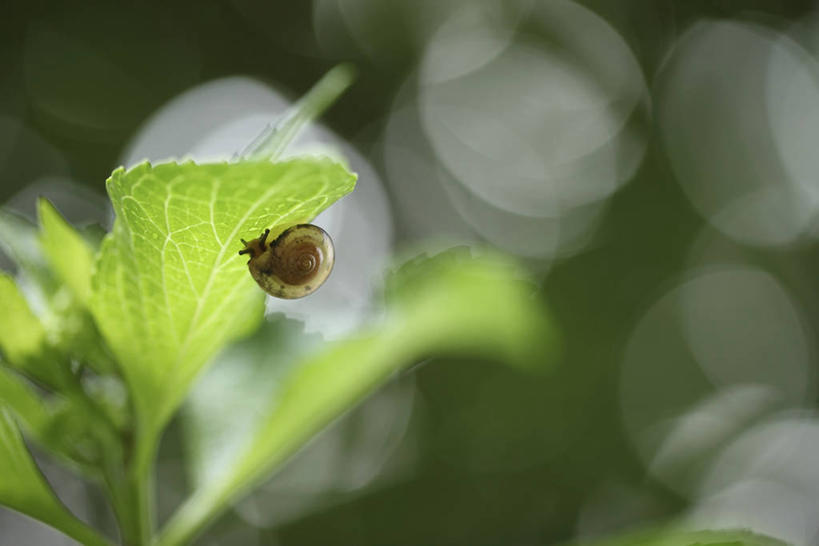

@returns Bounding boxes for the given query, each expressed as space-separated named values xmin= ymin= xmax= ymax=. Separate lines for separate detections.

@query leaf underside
xmin=90 ymin=157 xmax=356 ymax=432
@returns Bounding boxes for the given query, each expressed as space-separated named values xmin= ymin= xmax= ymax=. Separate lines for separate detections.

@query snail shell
xmin=238 ymin=224 xmax=334 ymax=299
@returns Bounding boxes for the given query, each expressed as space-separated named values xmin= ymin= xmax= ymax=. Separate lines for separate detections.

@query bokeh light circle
xmin=688 ymin=415 xmax=819 ymax=545
xmin=657 ymin=21 xmax=819 ymax=246
xmin=620 ymin=265 xmax=814 ymax=496
xmin=419 ymin=0 xmax=648 ymax=218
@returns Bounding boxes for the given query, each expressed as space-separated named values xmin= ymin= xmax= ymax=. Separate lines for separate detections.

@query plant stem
xmin=107 ymin=421 xmax=157 ymax=546
xmin=130 ymin=427 xmax=157 ymax=545
xmin=239 ymin=64 xmax=356 ymax=162
xmin=103 ymin=467 xmax=138 ymax=546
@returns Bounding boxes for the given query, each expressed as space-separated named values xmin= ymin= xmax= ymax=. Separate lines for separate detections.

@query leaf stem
xmin=108 ymin=421 xmax=157 ymax=546
xmin=129 ymin=426 xmax=157 ymax=545
xmin=239 ymin=64 xmax=356 ymax=162
xmin=154 ymin=485 xmax=228 ymax=546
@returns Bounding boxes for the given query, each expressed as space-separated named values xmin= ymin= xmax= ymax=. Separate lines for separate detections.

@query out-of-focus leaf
xmin=182 ymin=317 xmax=319 ymax=488
xmin=0 ymin=272 xmax=120 ymax=468
xmin=0 ymin=274 xmax=77 ymax=394
xmin=571 ymin=528 xmax=789 ymax=546
xmin=0 ymin=358 xmax=119 ymax=473
xmin=89 ymin=158 xmax=356 ymax=435
xmin=0 ymin=209 xmax=54 ymax=293
xmin=241 ymin=64 xmax=356 ymax=161
xmin=1 ymin=206 xmax=111 ymax=374
xmin=159 ymin=251 xmax=558 ymax=546
xmin=45 ymin=291 xmax=117 ymax=375
xmin=383 ymin=249 xmax=556 ymax=372
xmin=0 ymin=365 xmax=50 ymax=439
xmin=0 ymin=273 xmax=47 ymax=366
xmin=37 ymin=198 xmax=94 ymax=304
xmin=0 ymin=407 xmax=111 ymax=546
xmin=0 ymin=273 xmax=74 ymax=392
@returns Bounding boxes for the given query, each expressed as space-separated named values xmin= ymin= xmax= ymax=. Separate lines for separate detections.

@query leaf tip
xmin=35 ymin=197 xmax=60 ymax=228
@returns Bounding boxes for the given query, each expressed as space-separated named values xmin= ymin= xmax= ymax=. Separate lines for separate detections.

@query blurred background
xmin=2 ymin=0 xmax=819 ymax=544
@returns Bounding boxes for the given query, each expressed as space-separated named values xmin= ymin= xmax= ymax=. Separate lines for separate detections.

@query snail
xmin=238 ymin=224 xmax=334 ymax=299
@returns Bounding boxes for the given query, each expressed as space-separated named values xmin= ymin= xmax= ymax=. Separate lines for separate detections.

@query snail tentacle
xmin=240 ymin=224 xmax=334 ymax=299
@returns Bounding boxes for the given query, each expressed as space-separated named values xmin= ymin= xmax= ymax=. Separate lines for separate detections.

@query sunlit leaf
xmin=89 ymin=158 xmax=356 ymax=434
xmin=0 ymin=407 xmax=111 ymax=546
xmin=160 ymin=251 xmax=558 ymax=546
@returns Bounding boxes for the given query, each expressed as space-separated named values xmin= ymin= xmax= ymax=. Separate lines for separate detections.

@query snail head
xmin=238 ymin=228 xmax=270 ymax=260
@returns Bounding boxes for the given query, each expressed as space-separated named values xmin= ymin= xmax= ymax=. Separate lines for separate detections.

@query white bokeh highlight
xmin=657 ymin=21 xmax=819 ymax=246
xmin=687 ymin=415 xmax=819 ymax=545
xmin=375 ymin=0 xmax=648 ymax=261
xmin=419 ymin=0 xmax=647 ymax=218
xmin=620 ymin=265 xmax=815 ymax=497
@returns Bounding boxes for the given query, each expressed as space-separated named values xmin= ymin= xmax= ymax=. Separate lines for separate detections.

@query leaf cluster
xmin=0 ymin=155 xmax=562 ymax=545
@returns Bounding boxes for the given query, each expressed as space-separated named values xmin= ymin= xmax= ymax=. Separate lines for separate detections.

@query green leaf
xmin=1 ymin=207 xmax=111 ymax=374
xmin=0 ymin=274 xmax=77 ymax=393
xmin=160 ymin=251 xmax=558 ymax=546
xmin=0 ymin=209 xmax=55 ymax=294
xmin=241 ymin=64 xmax=356 ymax=161
xmin=45 ymin=294 xmax=118 ymax=376
xmin=35 ymin=200 xmax=116 ymax=373
xmin=383 ymin=248 xmax=557 ymax=372
xmin=182 ymin=317 xmax=320 ymax=488
xmin=0 ymin=407 xmax=111 ymax=546
xmin=0 ymin=365 xmax=94 ymax=468
xmin=0 ymin=365 xmax=51 ymax=439
xmin=37 ymin=198 xmax=95 ymax=304
xmin=90 ymin=158 xmax=356 ymax=435
xmin=0 ymin=273 xmax=47 ymax=366
xmin=0 ymin=357 xmax=120 ymax=473
xmin=571 ymin=529 xmax=789 ymax=546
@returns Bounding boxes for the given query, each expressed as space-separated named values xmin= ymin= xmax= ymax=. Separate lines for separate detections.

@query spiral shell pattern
xmin=240 ymin=224 xmax=334 ymax=299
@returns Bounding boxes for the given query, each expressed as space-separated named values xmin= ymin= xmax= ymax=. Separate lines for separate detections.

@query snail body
xmin=239 ymin=224 xmax=334 ymax=299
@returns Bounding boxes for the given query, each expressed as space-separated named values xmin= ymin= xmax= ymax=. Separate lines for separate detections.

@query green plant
xmin=0 ymin=66 xmax=788 ymax=546
xmin=0 ymin=67 xmax=558 ymax=545
xmin=571 ymin=529 xmax=789 ymax=546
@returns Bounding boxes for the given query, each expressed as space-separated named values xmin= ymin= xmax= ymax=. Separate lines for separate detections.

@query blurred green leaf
xmin=0 ymin=365 xmax=50 ymax=439
xmin=0 ymin=407 xmax=111 ymax=546
xmin=45 ymin=292 xmax=118 ymax=376
xmin=183 ymin=317 xmax=318 ymax=489
xmin=37 ymin=198 xmax=94 ymax=304
xmin=573 ymin=529 xmax=789 ymax=546
xmin=0 ymin=209 xmax=54 ymax=294
xmin=0 ymin=273 xmax=120 ymax=471
xmin=89 ymin=158 xmax=356 ymax=436
xmin=0 ymin=273 xmax=80 ymax=394
xmin=242 ymin=64 xmax=356 ymax=161
xmin=384 ymin=249 xmax=556 ymax=372
xmin=0 ymin=351 xmax=119 ymax=474
xmin=1 ymin=206 xmax=111 ymax=374
xmin=0 ymin=273 xmax=47 ymax=366
xmin=160 ymin=251 xmax=557 ymax=546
